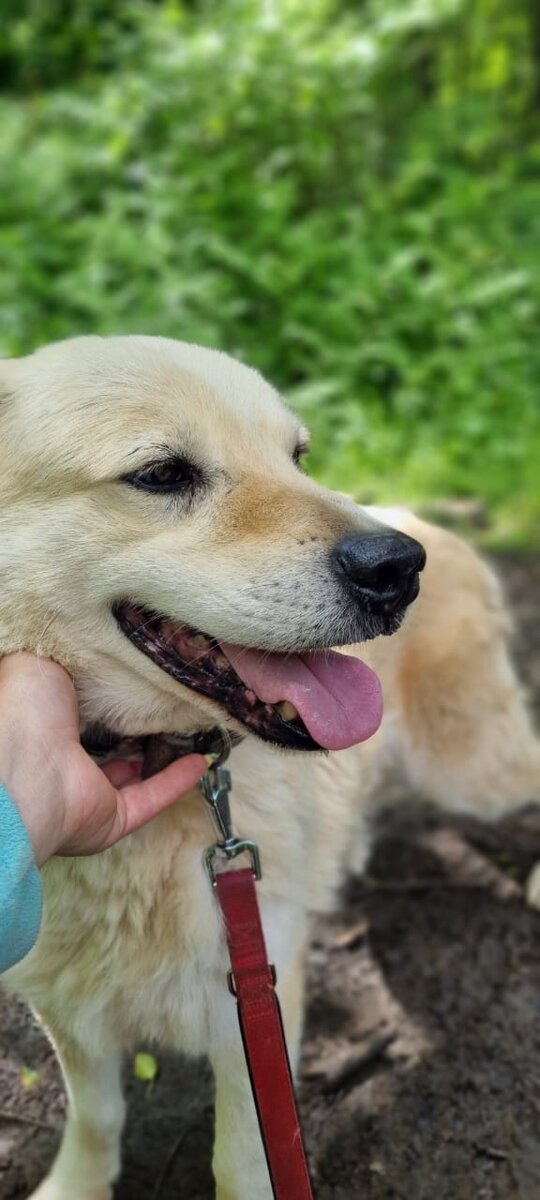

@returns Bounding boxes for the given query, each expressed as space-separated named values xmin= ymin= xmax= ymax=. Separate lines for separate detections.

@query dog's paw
xmin=28 ymin=1181 xmax=111 ymax=1200
xmin=525 ymin=862 xmax=540 ymax=910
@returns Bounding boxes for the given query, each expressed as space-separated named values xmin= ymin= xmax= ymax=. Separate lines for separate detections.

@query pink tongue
xmin=219 ymin=642 xmax=383 ymax=751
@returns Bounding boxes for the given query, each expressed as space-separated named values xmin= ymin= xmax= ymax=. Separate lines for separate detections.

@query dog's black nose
xmin=331 ymin=530 xmax=426 ymax=616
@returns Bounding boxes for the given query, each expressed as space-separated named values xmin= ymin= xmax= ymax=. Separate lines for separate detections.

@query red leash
xmin=201 ymin=752 xmax=315 ymax=1200
xmin=216 ymin=869 xmax=314 ymax=1199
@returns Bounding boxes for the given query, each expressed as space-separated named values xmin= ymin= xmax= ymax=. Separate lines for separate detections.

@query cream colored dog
xmin=1 ymin=336 xmax=539 ymax=1200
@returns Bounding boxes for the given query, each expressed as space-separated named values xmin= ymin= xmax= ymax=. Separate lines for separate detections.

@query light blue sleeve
xmin=0 ymin=783 xmax=42 ymax=973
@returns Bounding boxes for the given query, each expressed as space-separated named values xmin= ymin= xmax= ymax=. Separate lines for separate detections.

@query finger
xmin=109 ymin=754 xmax=208 ymax=843
xmin=101 ymin=759 xmax=143 ymax=787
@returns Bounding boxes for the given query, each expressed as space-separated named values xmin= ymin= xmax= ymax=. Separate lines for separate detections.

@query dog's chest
xmin=22 ymin=808 xmax=306 ymax=1055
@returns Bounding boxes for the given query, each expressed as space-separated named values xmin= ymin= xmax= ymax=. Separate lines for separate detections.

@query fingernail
xmin=204 ymin=751 xmax=220 ymax=767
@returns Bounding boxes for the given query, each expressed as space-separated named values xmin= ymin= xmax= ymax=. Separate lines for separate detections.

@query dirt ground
xmin=1 ymin=551 xmax=540 ymax=1200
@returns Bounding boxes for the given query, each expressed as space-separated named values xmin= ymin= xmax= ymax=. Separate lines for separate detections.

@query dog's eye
xmin=122 ymin=458 xmax=201 ymax=494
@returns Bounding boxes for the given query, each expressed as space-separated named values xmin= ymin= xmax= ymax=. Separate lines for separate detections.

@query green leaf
xmin=133 ymin=1052 xmax=158 ymax=1082
xmin=20 ymin=1066 xmax=40 ymax=1089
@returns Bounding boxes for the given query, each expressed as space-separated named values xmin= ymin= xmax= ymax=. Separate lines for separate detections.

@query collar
xmin=142 ymin=727 xmax=243 ymax=777
xmin=81 ymin=723 xmax=243 ymax=778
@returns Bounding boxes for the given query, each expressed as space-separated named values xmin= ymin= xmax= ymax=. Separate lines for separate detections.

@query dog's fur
xmin=1 ymin=336 xmax=539 ymax=1200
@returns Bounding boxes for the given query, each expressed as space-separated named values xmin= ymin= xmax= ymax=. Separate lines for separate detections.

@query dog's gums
xmin=113 ymin=601 xmax=384 ymax=752
xmin=113 ymin=601 xmax=322 ymax=750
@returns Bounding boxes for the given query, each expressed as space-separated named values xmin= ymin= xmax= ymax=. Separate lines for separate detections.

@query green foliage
xmin=0 ymin=0 xmax=539 ymax=540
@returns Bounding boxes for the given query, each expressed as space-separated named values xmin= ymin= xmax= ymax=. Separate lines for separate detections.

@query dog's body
xmin=1 ymin=337 xmax=539 ymax=1200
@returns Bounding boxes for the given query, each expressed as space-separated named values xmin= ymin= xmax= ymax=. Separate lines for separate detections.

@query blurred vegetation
xmin=0 ymin=0 xmax=539 ymax=542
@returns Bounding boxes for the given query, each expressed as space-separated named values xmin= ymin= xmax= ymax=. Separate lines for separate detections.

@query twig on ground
xmin=0 ymin=1106 xmax=58 ymax=1133
xmin=473 ymin=1142 xmax=509 ymax=1162
xmin=418 ymin=828 xmax=523 ymax=901
xmin=321 ymin=1031 xmax=397 ymax=1094
xmin=151 ymin=1129 xmax=193 ymax=1200
xmin=332 ymin=919 xmax=369 ymax=950
xmin=361 ymin=876 xmax=522 ymax=897
xmin=151 ymin=1106 xmax=213 ymax=1200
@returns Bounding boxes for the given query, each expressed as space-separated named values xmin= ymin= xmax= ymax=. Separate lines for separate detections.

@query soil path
xmin=1 ymin=552 xmax=539 ymax=1200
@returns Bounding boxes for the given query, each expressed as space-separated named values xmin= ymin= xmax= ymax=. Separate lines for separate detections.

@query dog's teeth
xmin=190 ymin=634 xmax=208 ymax=648
xmin=277 ymin=701 xmax=299 ymax=722
xmin=215 ymin=653 xmax=229 ymax=668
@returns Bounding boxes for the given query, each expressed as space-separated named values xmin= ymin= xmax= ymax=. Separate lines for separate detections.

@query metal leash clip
xmin=200 ymin=729 xmax=262 ymax=886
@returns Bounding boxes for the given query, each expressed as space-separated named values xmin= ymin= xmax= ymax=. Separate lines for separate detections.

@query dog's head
xmin=0 ymin=336 xmax=425 ymax=753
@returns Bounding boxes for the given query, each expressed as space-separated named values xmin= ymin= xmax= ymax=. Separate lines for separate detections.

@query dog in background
xmin=1 ymin=336 xmax=538 ymax=1200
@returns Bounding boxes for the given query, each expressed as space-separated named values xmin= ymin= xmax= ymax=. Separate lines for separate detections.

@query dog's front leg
xmin=28 ymin=1024 xmax=124 ymax=1200
xmin=209 ymin=948 xmax=306 ymax=1200
xmin=212 ymin=1041 xmax=273 ymax=1200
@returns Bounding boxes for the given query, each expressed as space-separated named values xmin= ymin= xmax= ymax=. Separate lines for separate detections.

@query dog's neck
xmin=81 ymin=724 xmax=243 ymax=778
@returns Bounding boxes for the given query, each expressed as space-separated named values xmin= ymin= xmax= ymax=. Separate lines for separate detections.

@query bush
xmin=1 ymin=0 xmax=539 ymax=540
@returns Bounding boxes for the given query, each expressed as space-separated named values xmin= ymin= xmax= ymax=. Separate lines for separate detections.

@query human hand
xmin=0 ymin=653 xmax=208 ymax=866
